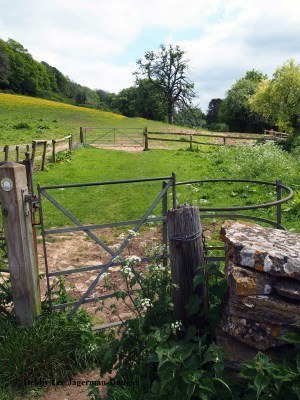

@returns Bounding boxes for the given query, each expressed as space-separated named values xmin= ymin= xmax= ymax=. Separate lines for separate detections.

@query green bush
xmin=12 ymin=122 xmax=31 ymax=130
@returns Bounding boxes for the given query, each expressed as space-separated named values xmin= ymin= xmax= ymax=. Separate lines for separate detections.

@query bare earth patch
xmin=22 ymin=226 xmax=162 ymax=400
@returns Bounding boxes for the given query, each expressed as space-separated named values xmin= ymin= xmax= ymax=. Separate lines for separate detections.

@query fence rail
xmin=1 ymin=134 xmax=74 ymax=170
xmin=37 ymin=174 xmax=293 ymax=329
xmin=145 ymin=130 xmax=286 ymax=150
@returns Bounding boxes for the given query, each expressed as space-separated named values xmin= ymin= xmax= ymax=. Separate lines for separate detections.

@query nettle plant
xmin=91 ymin=239 xmax=234 ymax=400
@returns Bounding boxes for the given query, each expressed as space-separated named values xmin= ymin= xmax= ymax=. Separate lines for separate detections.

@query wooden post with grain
xmin=168 ymin=205 xmax=207 ymax=329
xmin=52 ymin=139 xmax=56 ymax=163
xmin=80 ymin=127 xmax=84 ymax=144
xmin=0 ymin=162 xmax=41 ymax=324
xmin=41 ymin=141 xmax=47 ymax=171
xmin=144 ymin=127 xmax=149 ymax=151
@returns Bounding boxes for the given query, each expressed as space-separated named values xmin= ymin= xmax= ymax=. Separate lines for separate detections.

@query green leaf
xmin=193 ymin=274 xmax=206 ymax=289
xmin=184 ymin=325 xmax=197 ymax=341
xmin=254 ymin=374 xmax=269 ymax=398
xmin=296 ymin=353 xmax=300 ymax=374
xmin=185 ymin=294 xmax=201 ymax=316
xmin=282 ymin=332 xmax=300 ymax=344
xmin=292 ymin=384 xmax=300 ymax=399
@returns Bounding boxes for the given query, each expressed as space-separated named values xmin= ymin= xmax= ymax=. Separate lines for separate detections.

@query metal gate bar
xmin=38 ymin=175 xmax=175 ymax=317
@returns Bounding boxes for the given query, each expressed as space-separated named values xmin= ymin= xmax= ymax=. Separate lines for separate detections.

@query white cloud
xmin=1 ymin=0 xmax=300 ymax=111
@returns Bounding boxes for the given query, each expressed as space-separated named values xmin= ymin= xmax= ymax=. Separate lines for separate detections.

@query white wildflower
xmin=140 ymin=298 xmax=152 ymax=311
xmin=122 ymin=265 xmax=132 ymax=277
xmin=127 ymin=229 xmax=139 ymax=237
xmin=125 ymin=327 xmax=133 ymax=336
xmin=171 ymin=321 xmax=183 ymax=334
xmin=125 ymin=255 xmax=141 ymax=265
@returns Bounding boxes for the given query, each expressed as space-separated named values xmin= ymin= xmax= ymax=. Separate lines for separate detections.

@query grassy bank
xmin=35 ymin=143 xmax=300 ymax=232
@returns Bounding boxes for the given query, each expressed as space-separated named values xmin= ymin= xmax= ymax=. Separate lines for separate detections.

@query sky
xmin=1 ymin=0 xmax=300 ymax=111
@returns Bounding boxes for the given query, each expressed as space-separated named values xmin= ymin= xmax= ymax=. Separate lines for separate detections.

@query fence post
xmin=4 ymin=145 xmax=9 ymax=161
xmin=144 ymin=127 xmax=149 ymax=151
xmin=69 ymin=134 xmax=73 ymax=150
xmin=167 ymin=205 xmax=207 ymax=329
xmin=189 ymin=135 xmax=193 ymax=151
xmin=31 ymin=141 xmax=37 ymax=168
xmin=223 ymin=136 xmax=226 ymax=146
xmin=0 ymin=162 xmax=41 ymax=324
xmin=41 ymin=141 xmax=47 ymax=171
xmin=80 ymin=127 xmax=84 ymax=144
xmin=276 ymin=180 xmax=282 ymax=228
xmin=15 ymin=145 xmax=20 ymax=162
xmin=162 ymin=181 xmax=168 ymax=267
xmin=172 ymin=172 xmax=177 ymax=209
xmin=52 ymin=139 xmax=56 ymax=163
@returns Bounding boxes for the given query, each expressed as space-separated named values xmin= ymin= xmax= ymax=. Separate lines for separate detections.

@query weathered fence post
xmin=69 ymin=134 xmax=73 ymax=150
xmin=4 ymin=145 xmax=9 ymax=161
xmin=15 ymin=145 xmax=20 ymax=162
xmin=167 ymin=205 xmax=207 ymax=329
xmin=41 ymin=141 xmax=47 ymax=171
xmin=52 ymin=139 xmax=56 ymax=163
xmin=189 ymin=135 xmax=193 ymax=151
xmin=144 ymin=127 xmax=149 ymax=151
xmin=162 ymin=181 xmax=168 ymax=267
xmin=31 ymin=141 xmax=37 ymax=168
xmin=0 ymin=162 xmax=41 ymax=324
xmin=80 ymin=127 xmax=84 ymax=144
xmin=223 ymin=136 xmax=226 ymax=146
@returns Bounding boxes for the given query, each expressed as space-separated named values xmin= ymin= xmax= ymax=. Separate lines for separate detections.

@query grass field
xmin=0 ymin=93 xmax=195 ymax=146
xmin=35 ymin=143 xmax=300 ymax=234
xmin=1 ymin=93 xmax=299 ymax=235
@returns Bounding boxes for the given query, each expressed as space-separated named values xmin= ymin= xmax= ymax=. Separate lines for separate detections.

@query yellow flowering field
xmin=0 ymin=93 xmax=166 ymax=146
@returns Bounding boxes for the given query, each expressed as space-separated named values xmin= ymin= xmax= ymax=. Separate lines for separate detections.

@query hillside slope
xmin=0 ymin=93 xmax=179 ymax=145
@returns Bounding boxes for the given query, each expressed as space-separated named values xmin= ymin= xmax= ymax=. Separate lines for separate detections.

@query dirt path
xmin=22 ymin=226 xmax=162 ymax=400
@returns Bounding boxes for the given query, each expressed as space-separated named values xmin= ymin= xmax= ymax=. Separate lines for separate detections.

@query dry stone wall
xmin=217 ymin=221 xmax=300 ymax=369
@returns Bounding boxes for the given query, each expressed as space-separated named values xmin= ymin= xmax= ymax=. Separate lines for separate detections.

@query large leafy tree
xmin=206 ymin=98 xmax=223 ymax=126
xmin=135 ymin=44 xmax=195 ymax=124
xmin=173 ymin=104 xmax=205 ymax=128
xmin=0 ymin=40 xmax=10 ymax=87
xmin=3 ymin=39 xmax=50 ymax=96
xmin=249 ymin=59 xmax=300 ymax=134
xmin=112 ymin=79 xmax=168 ymax=121
xmin=220 ymin=70 xmax=267 ymax=133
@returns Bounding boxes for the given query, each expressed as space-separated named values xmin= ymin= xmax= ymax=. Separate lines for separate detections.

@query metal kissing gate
xmin=38 ymin=175 xmax=176 ymax=325
xmin=37 ymin=176 xmax=293 ymax=329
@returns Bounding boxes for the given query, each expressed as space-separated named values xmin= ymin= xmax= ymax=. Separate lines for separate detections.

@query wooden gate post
xmin=167 ymin=205 xmax=207 ymax=329
xmin=143 ymin=127 xmax=149 ymax=151
xmin=0 ymin=162 xmax=41 ymax=324
xmin=80 ymin=127 xmax=84 ymax=144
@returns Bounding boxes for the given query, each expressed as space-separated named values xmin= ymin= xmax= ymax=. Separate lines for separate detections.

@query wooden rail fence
xmin=144 ymin=130 xmax=287 ymax=150
xmin=1 ymin=134 xmax=74 ymax=170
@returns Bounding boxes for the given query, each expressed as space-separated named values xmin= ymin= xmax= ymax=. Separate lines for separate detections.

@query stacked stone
xmin=217 ymin=221 xmax=300 ymax=369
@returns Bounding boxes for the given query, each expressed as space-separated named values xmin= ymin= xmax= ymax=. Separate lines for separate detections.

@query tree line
xmin=0 ymin=38 xmax=115 ymax=110
xmin=1 ymin=38 xmax=299 ymax=134
xmin=208 ymin=62 xmax=300 ymax=135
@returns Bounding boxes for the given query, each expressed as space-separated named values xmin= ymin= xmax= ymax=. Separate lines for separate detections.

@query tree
xmin=135 ymin=44 xmax=195 ymax=124
xmin=173 ymin=104 xmax=205 ymax=128
xmin=0 ymin=40 xmax=10 ymax=87
xmin=112 ymin=79 xmax=168 ymax=121
xmin=220 ymin=70 xmax=267 ymax=133
xmin=249 ymin=59 xmax=300 ymax=133
xmin=206 ymin=98 xmax=223 ymax=125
